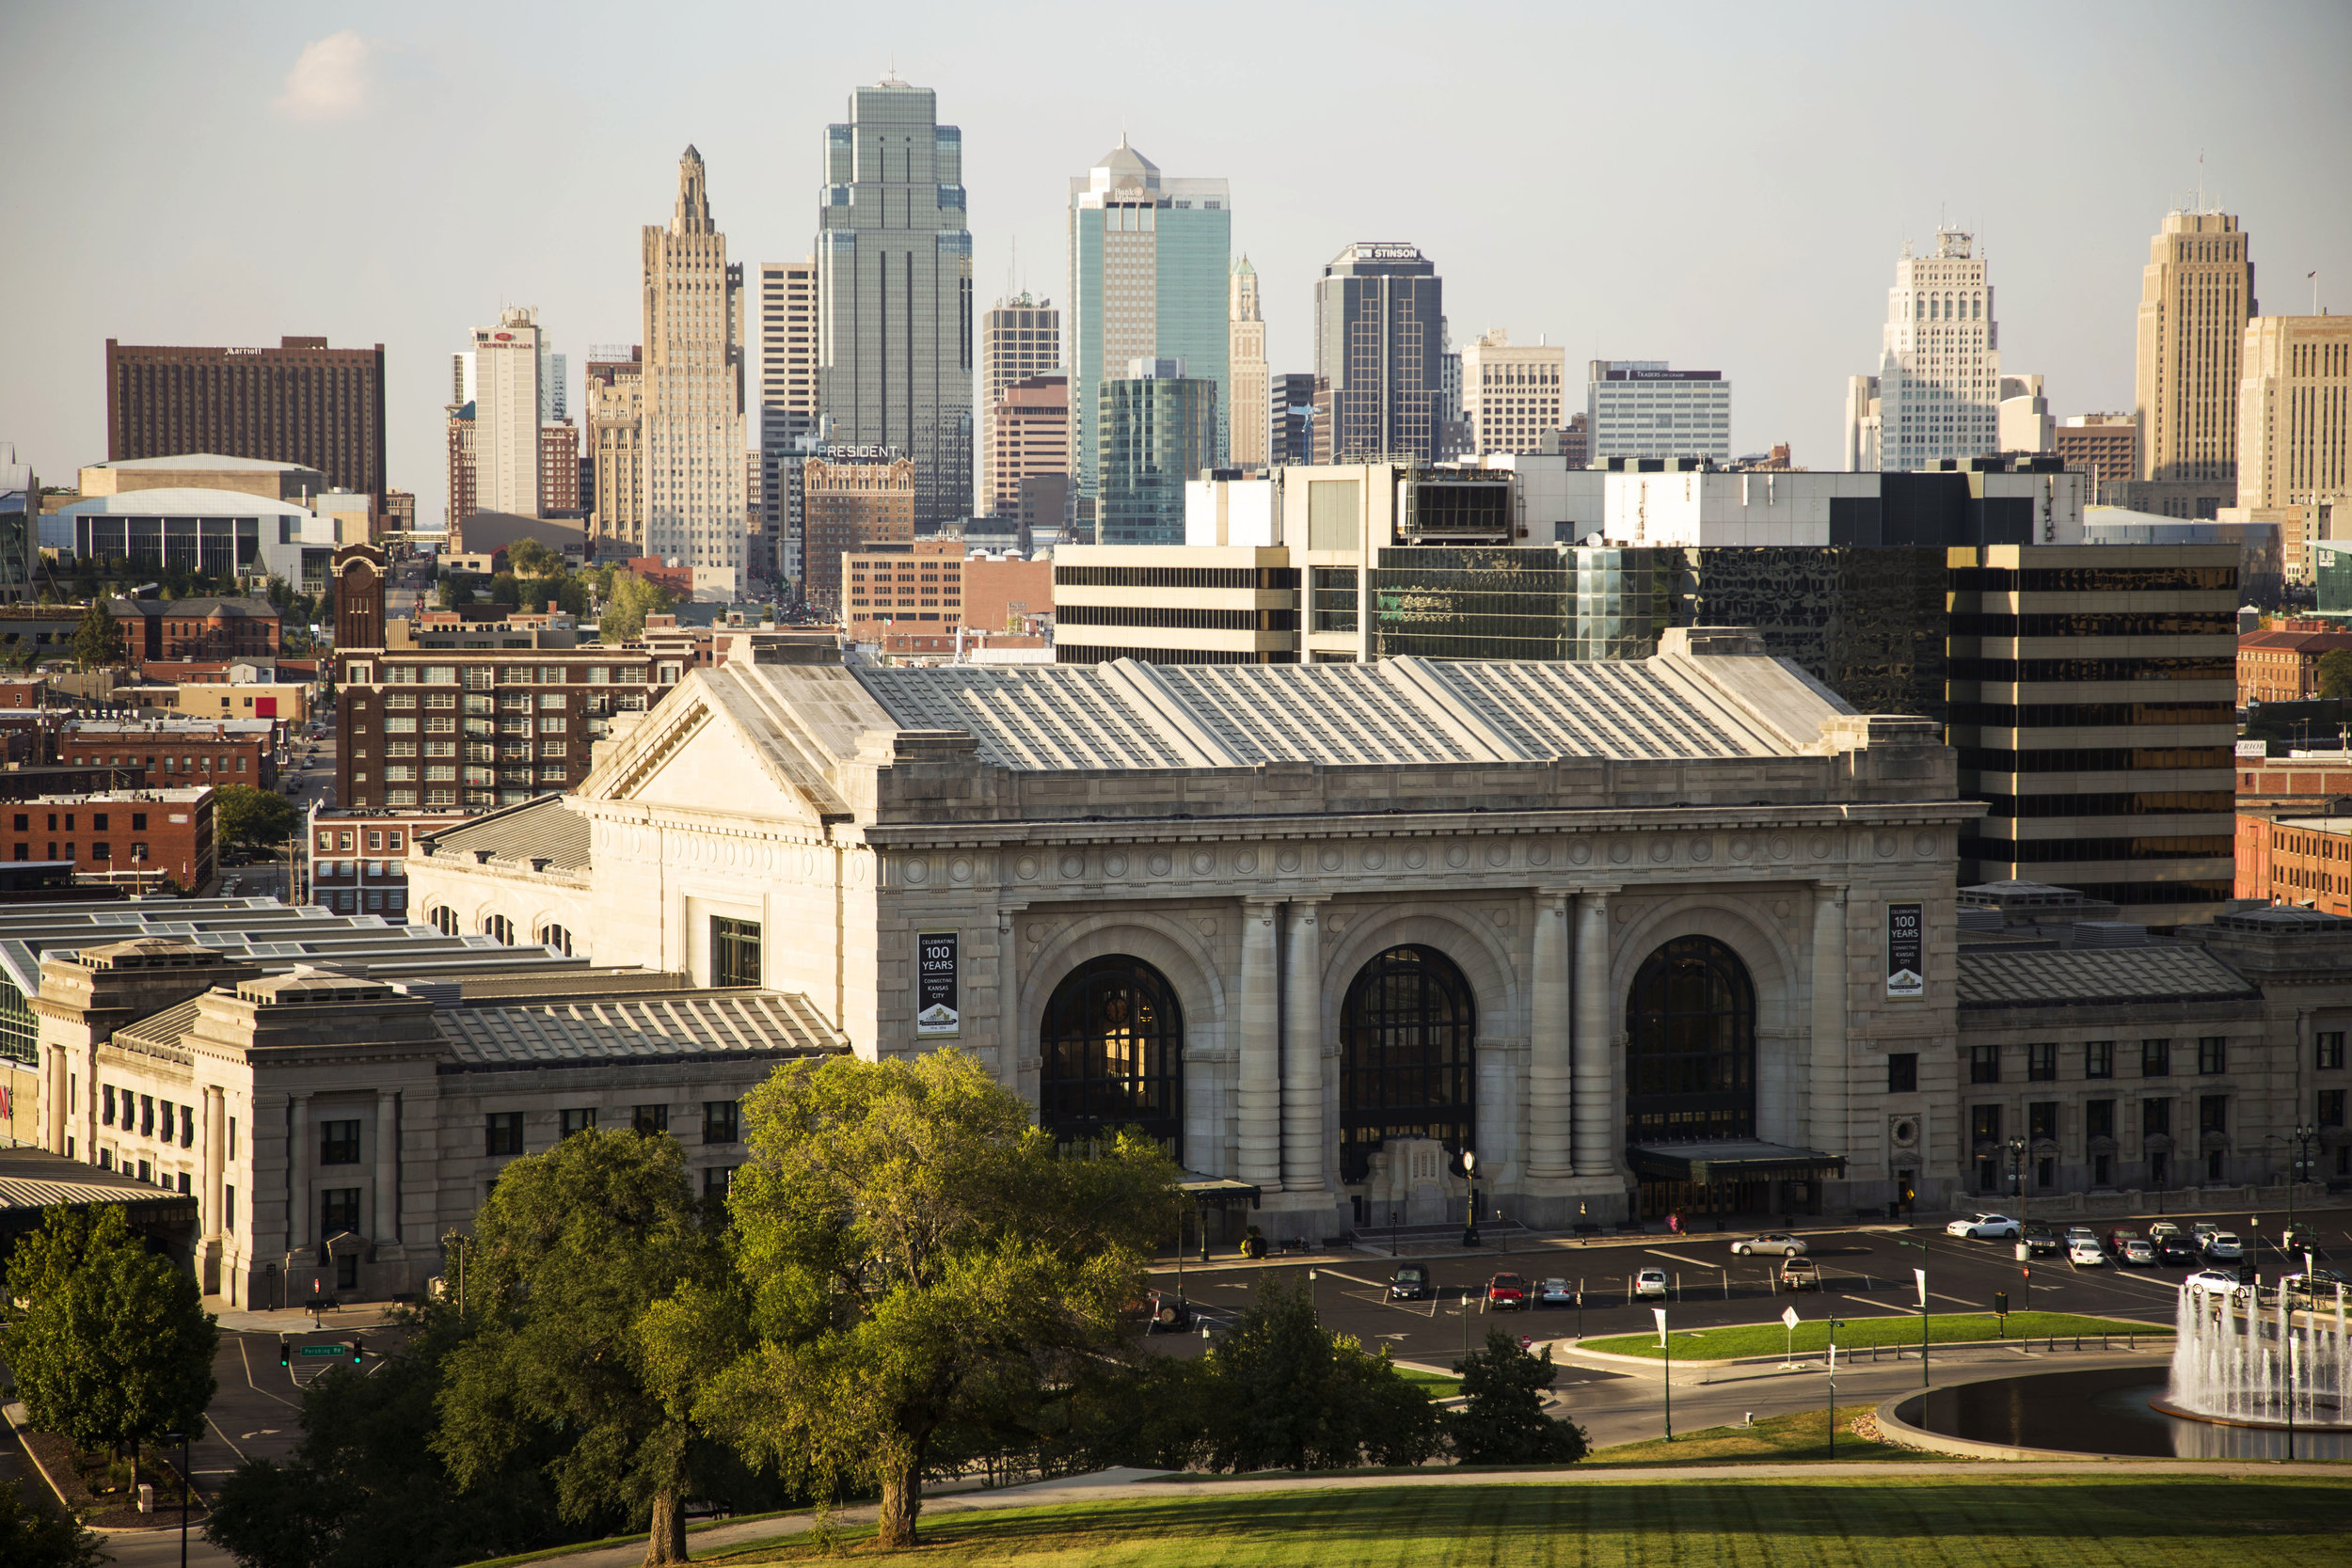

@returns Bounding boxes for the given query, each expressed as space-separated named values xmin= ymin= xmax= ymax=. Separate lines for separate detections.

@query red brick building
xmin=4 ymin=786 xmax=214 ymax=891
xmin=2241 ymin=815 xmax=2352 ymax=915
xmin=306 ymin=806 xmax=469 ymax=920
xmin=109 ymin=596 xmax=282 ymax=668
xmin=57 ymin=719 xmax=277 ymax=789
xmin=2237 ymin=628 xmax=2352 ymax=706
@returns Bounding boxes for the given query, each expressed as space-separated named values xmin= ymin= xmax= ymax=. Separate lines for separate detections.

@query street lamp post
xmin=163 ymin=1429 xmax=190 ymax=1568
xmin=2007 ymin=1137 xmax=2026 ymax=1202
xmin=1461 ymin=1149 xmax=1481 ymax=1247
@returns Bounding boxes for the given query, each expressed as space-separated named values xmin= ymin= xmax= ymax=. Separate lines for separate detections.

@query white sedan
xmin=1633 ymin=1268 xmax=1670 ymax=1300
xmin=2068 ymin=1238 xmax=2106 ymax=1266
xmin=1730 ymin=1233 xmax=1807 ymax=1258
xmin=1946 ymin=1213 xmax=2023 ymax=1241
xmin=2185 ymin=1268 xmax=2245 ymax=1296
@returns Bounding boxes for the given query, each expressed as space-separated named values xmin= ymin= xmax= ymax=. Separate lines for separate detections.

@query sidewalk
xmin=202 ymin=1296 xmax=405 ymax=1334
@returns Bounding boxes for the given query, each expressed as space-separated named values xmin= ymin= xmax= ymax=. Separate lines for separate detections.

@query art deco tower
xmin=1228 ymin=256 xmax=1269 ymax=469
xmin=815 ymin=78 xmax=974 ymax=528
xmin=642 ymin=147 xmax=747 ymax=582
xmin=2135 ymin=208 xmax=2254 ymax=482
xmin=1864 ymin=230 xmax=2000 ymax=472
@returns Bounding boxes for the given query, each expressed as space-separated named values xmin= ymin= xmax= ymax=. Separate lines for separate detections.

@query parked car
xmin=2022 ymin=1227 xmax=2062 ymax=1258
xmin=1779 ymin=1256 xmax=1821 ymax=1291
xmin=1486 ymin=1273 xmax=1528 ymax=1309
xmin=2191 ymin=1223 xmax=2222 ymax=1248
xmin=2105 ymin=1227 xmax=2143 ymax=1255
xmin=2185 ymin=1268 xmax=2246 ymax=1296
xmin=1730 ymin=1232 xmax=1807 ymax=1258
xmin=1390 ymin=1263 xmax=1432 ymax=1302
xmin=1136 ymin=1290 xmax=1191 ymax=1331
xmin=2155 ymin=1236 xmax=2201 ymax=1266
xmin=2148 ymin=1220 xmax=2184 ymax=1243
xmin=2203 ymin=1231 xmax=2246 ymax=1262
xmin=2119 ymin=1238 xmax=2156 ymax=1266
xmin=1535 ymin=1277 xmax=1575 ymax=1307
xmin=1632 ymin=1267 xmax=1670 ymax=1301
xmin=2068 ymin=1238 xmax=2107 ymax=1266
xmin=1947 ymin=1213 xmax=2023 ymax=1241
xmin=2063 ymin=1225 xmax=2099 ymax=1245
xmin=2284 ymin=1268 xmax=2352 ymax=1304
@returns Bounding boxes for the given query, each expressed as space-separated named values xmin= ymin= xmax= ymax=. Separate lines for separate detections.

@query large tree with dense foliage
xmin=1 ymin=1205 xmax=218 ymax=1492
xmin=597 ymin=571 xmax=676 ymax=644
xmin=2317 ymin=649 xmax=2352 ymax=702
xmin=0 ymin=1481 xmax=106 ymax=1568
xmin=1448 ymin=1328 xmax=1587 ymax=1465
xmin=687 ymin=1050 xmax=1181 ymax=1549
xmin=72 ymin=601 xmax=125 ymax=670
xmin=431 ymin=1128 xmax=732 ymax=1566
xmin=215 ymin=783 xmax=297 ymax=854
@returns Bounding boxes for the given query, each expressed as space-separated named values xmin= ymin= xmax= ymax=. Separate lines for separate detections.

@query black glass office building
xmin=1371 ymin=546 xmax=1675 ymax=662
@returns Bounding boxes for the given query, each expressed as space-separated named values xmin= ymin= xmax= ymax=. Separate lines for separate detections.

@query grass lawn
xmin=1581 ymin=1404 xmax=1912 ymax=1467
xmin=1391 ymin=1365 xmax=1464 ymax=1399
xmin=1581 ymin=1310 xmax=2167 ymax=1360
xmin=685 ymin=1478 xmax=2352 ymax=1564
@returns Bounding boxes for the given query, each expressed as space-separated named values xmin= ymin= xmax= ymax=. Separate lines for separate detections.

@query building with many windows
xmin=585 ymin=348 xmax=645 ymax=558
xmin=801 ymin=449 xmax=914 ymax=613
xmin=642 ymin=147 xmax=748 ymax=589
xmin=2136 ymin=207 xmax=2254 ymax=484
xmin=1461 ymin=331 xmax=1565 ymax=456
xmin=1228 ymin=258 xmax=1269 ymax=470
xmin=104 ymin=337 xmax=388 ymax=514
xmin=2055 ymin=413 xmax=2138 ymax=503
xmin=2236 ymin=314 xmax=2351 ymax=529
xmin=1848 ymin=230 xmax=1999 ymax=473
xmin=1313 ymin=244 xmax=1443 ymax=466
xmin=980 ymin=293 xmax=1061 ymax=518
xmin=816 ymin=78 xmax=974 ymax=531
xmin=303 ymin=806 xmax=469 ymax=921
xmin=1589 ymin=361 xmax=1731 ymax=464
xmin=1097 ymin=359 xmax=1216 ymax=546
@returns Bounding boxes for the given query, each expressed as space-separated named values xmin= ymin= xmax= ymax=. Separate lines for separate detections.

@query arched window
xmin=1625 ymin=936 xmax=1756 ymax=1145
xmin=1339 ymin=945 xmax=1475 ymax=1183
xmin=1039 ymin=956 xmax=1183 ymax=1150
xmin=484 ymin=913 xmax=515 ymax=944
xmin=427 ymin=906 xmax=457 ymax=936
xmin=537 ymin=924 xmax=572 ymax=956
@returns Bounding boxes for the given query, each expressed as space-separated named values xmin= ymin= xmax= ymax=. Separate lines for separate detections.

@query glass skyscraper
xmin=1098 ymin=359 xmax=1217 ymax=546
xmin=1067 ymin=137 xmax=1230 ymax=503
xmin=815 ymin=78 xmax=974 ymax=528
xmin=1313 ymin=244 xmax=1444 ymax=465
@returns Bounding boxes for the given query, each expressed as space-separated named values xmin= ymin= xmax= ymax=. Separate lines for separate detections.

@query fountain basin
xmin=1885 ymin=1366 xmax=2352 ymax=1460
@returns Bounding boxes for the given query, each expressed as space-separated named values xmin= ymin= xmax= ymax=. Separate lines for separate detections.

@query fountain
xmin=2160 ymin=1280 xmax=2352 ymax=1430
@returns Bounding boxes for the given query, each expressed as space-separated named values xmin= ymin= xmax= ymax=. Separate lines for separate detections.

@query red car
xmin=1486 ymin=1273 xmax=1527 ymax=1310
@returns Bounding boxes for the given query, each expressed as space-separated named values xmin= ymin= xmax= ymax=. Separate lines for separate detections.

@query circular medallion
xmin=1648 ymin=839 xmax=1673 ymax=863
xmin=1770 ymin=835 xmax=1793 ymax=861
xmin=1445 ymin=844 xmax=1470 ymax=869
xmin=1058 ymin=852 xmax=1085 ymax=879
xmin=1529 ymin=843 xmax=1552 ymax=867
xmin=1015 ymin=854 xmax=1039 ymax=880
xmin=1277 ymin=848 xmax=1301 ymax=873
xmin=1608 ymin=841 xmax=1631 ymax=864
xmin=1485 ymin=842 xmax=1511 ymax=867
xmin=1874 ymin=832 xmax=1897 ymax=858
xmin=1689 ymin=839 xmax=1712 ymax=863
xmin=1192 ymin=850 xmax=1216 ymax=876
xmin=1404 ymin=847 xmax=1428 ymax=870
xmin=948 ymin=857 xmax=973 ymax=884
xmin=1566 ymin=842 xmax=1591 ymax=866
xmin=1809 ymin=835 xmax=1832 ymax=858
xmin=1914 ymin=831 xmax=1937 ymax=857
xmin=1319 ymin=847 xmax=1343 ymax=872
xmin=1729 ymin=835 xmax=1754 ymax=860
xmin=1104 ymin=851 xmax=1128 ymax=879
xmin=1773 ymin=899 xmax=1791 ymax=919
xmin=1362 ymin=847 xmax=1386 ymax=871
xmin=1147 ymin=851 xmax=1172 ymax=878
xmin=901 ymin=858 xmax=930 ymax=885
xmin=1235 ymin=848 xmax=1259 ymax=874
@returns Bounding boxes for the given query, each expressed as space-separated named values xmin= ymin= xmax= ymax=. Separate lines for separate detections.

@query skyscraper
xmin=642 ymin=147 xmax=747 ymax=584
xmin=585 ymin=347 xmax=644 ymax=557
xmin=2136 ymin=209 xmax=2255 ymax=483
xmin=758 ymin=259 xmax=820 ymax=585
xmin=471 ymin=306 xmax=543 ymax=517
xmin=2237 ymin=315 xmax=2352 ymax=512
xmin=1229 ymin=257 xmax=1268 ymax=469
xmin=1462 ymin=330 xmax=1565 ymax=456
xmin=816 ymin=78 xmax=974 ymax=530
xmin=105 ymin=336 xmax=388 ymax=511
xmin=980 ymin=293 xmax=1060 ymax=515
xmin=1312 ymin=243 xmax=1443 ymax=465
xmin=1098 ymin=358 xmax=1216 ymax=546
xmin=987 ymin=375 xmax=1069 ymax=521
xmin=1271 ymin=372 xmax=1316 ymax=466
xmin=1068 ymin=136 xmax=1231 ymax=502
xmin=1852 ymin=230 xmax=2001 ymax=472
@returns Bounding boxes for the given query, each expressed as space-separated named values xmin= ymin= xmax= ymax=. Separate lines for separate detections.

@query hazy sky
xmin=4 ymin=0 xmax=2347 ymax=529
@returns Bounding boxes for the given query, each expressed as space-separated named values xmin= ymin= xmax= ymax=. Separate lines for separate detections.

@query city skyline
xmin=2 ymin=2 xmax=2347 ymax=532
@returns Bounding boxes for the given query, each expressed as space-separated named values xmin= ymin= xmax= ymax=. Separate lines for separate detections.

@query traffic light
xmin=349 ymin=1337 xmax=363 ymax=1367
xmin=278 ymin=1336 xmax=290 ymax=1370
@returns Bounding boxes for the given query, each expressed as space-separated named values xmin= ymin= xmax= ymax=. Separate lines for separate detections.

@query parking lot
xmin=1143 ymin=1206 xmax=2351 ymax=1371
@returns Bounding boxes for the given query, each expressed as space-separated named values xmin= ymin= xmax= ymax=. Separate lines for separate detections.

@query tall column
xmin=1526 ymin=890 xmax=1574 ymax=1182
xmin=1280 ymin=899 xmax=1327 ymax=1197
xmin=996 ymin=901 xmax=1028 ymax=1100
xmin=1809 ymin=885 xmax=1850 ymax=1152
xmin=203 ymin=1086 xmax=227 ymax=1239
xmin=47 ymin=1045 xmax=70 ymax=1154
xmin=1237 ymin=897 xmax=1283 ymax=1191
xmin=373 ymin=1089 xmax=400 ymax=1243
xmin=1572 ymin=888 xmax=1616 ymax=1179
xmin=288 ymin=1093 xmax=311 ymax=1253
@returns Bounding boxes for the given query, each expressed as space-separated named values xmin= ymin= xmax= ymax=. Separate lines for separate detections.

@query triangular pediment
xmin=575 ymin=665 xmax=888 ymax=824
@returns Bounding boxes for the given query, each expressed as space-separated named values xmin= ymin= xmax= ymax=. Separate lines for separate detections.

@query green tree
xmin=2318 ymin=650 xmax=2352 ymax=701
xmin=1185 ymin=1274 xmax=1444 ymax=1473
xmin=1 ymin=1205 xmax=218 ymax=1493
xmin=433 ymin=1128 xmax=730 ymax=1567
xmin=691 ymin=1050 xmax=1180 ymax=1549
xmin=0 ymin=1481 xmax=107 ymax=1568
xmin=215 ymin=784 xmax=297 ymax=855
xmin=1447 ymin=1328 xmax=1587 ymax=1465
xmin=434 ymin=577 xmax=466 ymax=611
xmin=507 ymin=537 xmax=562 ymax=578
xmin=598 ymin=572 xmax=675 ymax=644
xmin=71 ymin=602 xmax=125 ymax=670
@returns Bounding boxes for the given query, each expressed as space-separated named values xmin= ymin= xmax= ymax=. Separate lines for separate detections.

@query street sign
xmin=1782 ymin=1306 xmax=1800 ymax=1330
xmin=298 ymin=1344 xmax=346 ymax=1357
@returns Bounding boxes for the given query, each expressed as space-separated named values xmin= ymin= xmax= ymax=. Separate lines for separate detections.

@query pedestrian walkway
xmin=201 ymin=1296 xmax=404 ymax=1334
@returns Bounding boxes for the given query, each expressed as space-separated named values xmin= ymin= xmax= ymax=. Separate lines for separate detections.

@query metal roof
xmin=56 ymin=489 xmax=314 ymax=517
xmin=0 ymin=1145 xmax=188 ymax=1213
xmin=850 ymin=652 xmax=1837 ymax=771
xmin=1957 ymin=945 xmax=2259 ymax=1010
xmin=416 ymin=796 xmax=591 ymax=873
xmin=436 ymin=990 xmax=847 ymax=1068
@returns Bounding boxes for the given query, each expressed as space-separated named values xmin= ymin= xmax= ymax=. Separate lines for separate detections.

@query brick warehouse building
xmin=6 ymin=787 xmax=214 ymax=890
xmin=109 ymin=596 xmax=282 ymax=668
xmin=58 ymin=718 xmax=277 ymax=791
